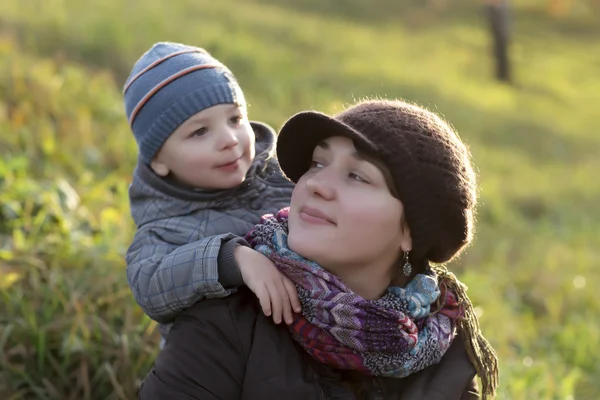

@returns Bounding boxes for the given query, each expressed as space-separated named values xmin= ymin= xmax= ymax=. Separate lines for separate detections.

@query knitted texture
xmin=246 ymin=209 xmax=463 ymax=378
xmin=277 ymin=99 xmax=477 ymax=266
xmin=123 ymin=42 xmax=245 ymax=164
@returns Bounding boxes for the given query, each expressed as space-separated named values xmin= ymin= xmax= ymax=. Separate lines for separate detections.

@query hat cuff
xmin=277 ymin=111 xmax=377 ymax=182
xmin=138 ymin=83 xmax=241 ymax=164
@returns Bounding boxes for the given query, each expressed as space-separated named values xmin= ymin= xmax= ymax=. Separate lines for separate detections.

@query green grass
xmin=1 ymin=0 xmax=599 ymax=398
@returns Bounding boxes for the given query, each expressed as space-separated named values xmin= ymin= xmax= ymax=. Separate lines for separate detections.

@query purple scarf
xmin=246 ymin=208 xmax=462 ymax=378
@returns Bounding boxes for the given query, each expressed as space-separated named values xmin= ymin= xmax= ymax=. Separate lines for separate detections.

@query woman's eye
xmin=190 ymin=127 xmax=207 ymax=137
xmin=349 ymin=173 xmax=369 ymax=183
xmin=310 ymin=160 xmax=324 ymax=169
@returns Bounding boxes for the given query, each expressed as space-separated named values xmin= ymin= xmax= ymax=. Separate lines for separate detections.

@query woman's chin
xmin=289 ymin=234 xmax=320 ymax=262
xmin=287 ymin=233 xmax=304 ymax=255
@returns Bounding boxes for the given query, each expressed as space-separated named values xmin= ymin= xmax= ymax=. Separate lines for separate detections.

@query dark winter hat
xmin=123 ymin=42 xmax=245 ymax=164
xmin=277 ymin=99 xmax=477 ymax=265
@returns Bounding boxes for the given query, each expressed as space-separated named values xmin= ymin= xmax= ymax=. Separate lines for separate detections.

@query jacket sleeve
xmin=126 ymin=221 xmax=248 ymax=324
xmin=138 ymin=293 xmax=252 ymax=400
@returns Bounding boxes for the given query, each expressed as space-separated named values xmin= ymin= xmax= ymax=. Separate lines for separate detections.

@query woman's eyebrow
xmin=316 ymin=141 xmax=330 ymax=150
xmin=316 ymin=141 xmax=368 ymax=161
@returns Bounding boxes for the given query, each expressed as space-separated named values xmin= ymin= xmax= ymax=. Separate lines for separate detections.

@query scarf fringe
xmin=431 ymin=266 xmax=499 ymax=400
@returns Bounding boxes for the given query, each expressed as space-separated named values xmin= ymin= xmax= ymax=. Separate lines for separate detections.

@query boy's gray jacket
xmin=126 ymin=122 xmax=294 ymax=336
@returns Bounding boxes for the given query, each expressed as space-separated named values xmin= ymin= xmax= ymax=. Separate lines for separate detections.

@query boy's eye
xmin=190 ymin=127 xmax=207 ymax=137
xmin=230 ymin=115 xmax=243 ymax=124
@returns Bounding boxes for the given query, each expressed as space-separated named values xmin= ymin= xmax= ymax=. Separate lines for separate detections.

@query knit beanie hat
xmin=277 ymin=99 xmax=478 ymax=267
xmin=123 ymin=42 xmax=246 ymax=164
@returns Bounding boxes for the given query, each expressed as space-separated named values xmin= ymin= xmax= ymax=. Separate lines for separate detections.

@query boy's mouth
xmin=215 ymin=156 xmax=242 ymax=170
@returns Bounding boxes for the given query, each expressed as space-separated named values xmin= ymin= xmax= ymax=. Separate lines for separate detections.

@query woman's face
xmin=288 ymin=136 xmax=411 ymax=279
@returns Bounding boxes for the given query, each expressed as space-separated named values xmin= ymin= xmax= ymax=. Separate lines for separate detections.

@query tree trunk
xmin=485 ymin=0 xmax=512 ymax=83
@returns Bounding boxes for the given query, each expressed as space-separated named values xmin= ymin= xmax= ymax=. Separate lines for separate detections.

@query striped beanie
xmin=123 ymin=42 xmax=246 ymax=164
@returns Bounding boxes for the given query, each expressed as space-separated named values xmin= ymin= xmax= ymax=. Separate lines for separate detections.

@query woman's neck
xmin=334 ymin=267 xmax=392 ymax=300
xmin=391 ymin=274 xmax=411 ymax=288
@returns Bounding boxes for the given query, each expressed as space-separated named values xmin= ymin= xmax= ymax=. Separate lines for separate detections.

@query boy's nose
xmin=219 ymin=128 xmax=239 ymax=150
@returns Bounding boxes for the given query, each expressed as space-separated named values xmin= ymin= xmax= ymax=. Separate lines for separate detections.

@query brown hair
xmin=354 ymin=147 xmax=399 ymax=198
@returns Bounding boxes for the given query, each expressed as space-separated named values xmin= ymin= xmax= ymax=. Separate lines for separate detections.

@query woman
xmin=138 ymin=99 xmax=499 ymax=399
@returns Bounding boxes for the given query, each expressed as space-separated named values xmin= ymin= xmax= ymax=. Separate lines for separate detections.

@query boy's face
xmin=151 ymin=104 xmax=256 ymax=189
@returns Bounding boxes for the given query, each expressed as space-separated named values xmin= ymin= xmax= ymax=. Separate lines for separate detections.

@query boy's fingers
xmin=256 ymin=285 xmax=272 ymax=317
xmin=283 ymin=278 xmax=302 ymax=313
xmin=266 ymin=284 xmax=283 ymax=324
xmin=278 ymin=283 xmax=294 ymax=325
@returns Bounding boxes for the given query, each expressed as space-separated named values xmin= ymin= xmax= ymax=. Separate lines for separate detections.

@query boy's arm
xmin=126 ymin=223 xmax=247 ymax=324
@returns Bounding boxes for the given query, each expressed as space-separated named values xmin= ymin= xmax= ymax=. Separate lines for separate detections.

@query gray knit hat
xmin=123 ymin=42 xmax=246 ymax=164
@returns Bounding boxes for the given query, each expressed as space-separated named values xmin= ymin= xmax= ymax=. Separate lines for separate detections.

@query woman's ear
xmin=400 ymin=214 xmax=412 ymax=253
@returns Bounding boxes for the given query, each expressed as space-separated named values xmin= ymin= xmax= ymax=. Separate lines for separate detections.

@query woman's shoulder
xmin=380 ymin=336 xmax=479 ymax=399
xmin=177 ymin=287 xmax=261 ymax=330
xmin=172 ymin=287 xmax=323 ymax=399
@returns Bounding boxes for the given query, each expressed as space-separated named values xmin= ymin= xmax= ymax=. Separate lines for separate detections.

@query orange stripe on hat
xmin=123 ymin=48 xmax=210 ymax=95
xmin=128 ymin=64 xmax=222 ymax=127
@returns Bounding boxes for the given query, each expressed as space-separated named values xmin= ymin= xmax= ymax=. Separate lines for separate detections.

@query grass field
xmin=1 ymin=0 xmax=599 ymax=398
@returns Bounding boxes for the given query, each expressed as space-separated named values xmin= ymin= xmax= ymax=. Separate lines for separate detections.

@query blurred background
xmin=0 ymin=0 xmax=599 ymax=399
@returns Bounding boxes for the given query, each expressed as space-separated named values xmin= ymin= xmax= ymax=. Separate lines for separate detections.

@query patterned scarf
xmin=246 ymin=208 xmax=464 ymax=379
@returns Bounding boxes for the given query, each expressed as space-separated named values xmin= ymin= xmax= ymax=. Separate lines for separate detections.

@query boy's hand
xmin=234 ymin=246 xmax=301 ymax=325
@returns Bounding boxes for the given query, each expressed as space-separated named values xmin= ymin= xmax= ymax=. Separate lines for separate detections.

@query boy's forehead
xmin=187 ymin=104 xmax=243 ymax=122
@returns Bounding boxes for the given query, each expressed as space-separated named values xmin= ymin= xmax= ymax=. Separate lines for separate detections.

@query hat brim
xmin=277 ymin=111 xmax=377 ymax=183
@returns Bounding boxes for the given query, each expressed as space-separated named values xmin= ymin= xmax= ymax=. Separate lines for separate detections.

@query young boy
xmin=123 ymin=42 xmax=299 ymax=343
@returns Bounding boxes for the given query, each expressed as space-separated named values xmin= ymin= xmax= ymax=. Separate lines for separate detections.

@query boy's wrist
xmin=217 ymin=238 xmax=248 ymax=288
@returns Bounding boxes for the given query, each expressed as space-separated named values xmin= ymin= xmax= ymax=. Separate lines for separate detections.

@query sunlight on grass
xmin=0 ymin=271 xmax=21 ymax=290
xmin=1 ymin=0 xmax=599 ymax=398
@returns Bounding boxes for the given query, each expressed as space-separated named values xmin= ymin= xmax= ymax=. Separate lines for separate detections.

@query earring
xmin=402 ymin=251 xmax=412 ymax=277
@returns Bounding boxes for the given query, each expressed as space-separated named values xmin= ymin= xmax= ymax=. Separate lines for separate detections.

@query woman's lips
xmin=299 ymin=206 xmax=336 ymax=225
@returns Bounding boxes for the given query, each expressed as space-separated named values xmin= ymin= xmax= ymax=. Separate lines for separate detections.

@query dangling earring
xmin=402 ymin=251 xmax=412 ymax=277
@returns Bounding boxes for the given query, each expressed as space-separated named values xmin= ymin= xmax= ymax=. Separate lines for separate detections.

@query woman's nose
xmin=305 ymin=170 xmax=335 ymax=200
